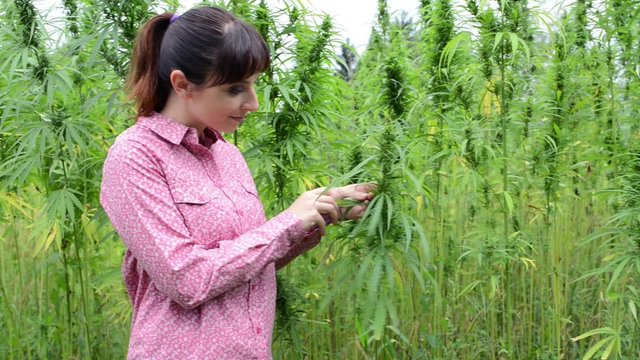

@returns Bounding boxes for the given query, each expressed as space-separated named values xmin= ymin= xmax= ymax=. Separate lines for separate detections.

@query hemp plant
xmin=1 ymin=0 xmax=133 ymax=357
xmin=321 ymin=7 xmax=429 ymax=356
xmin=2 ymin=0 xmax=640 ymax=358
xmin=100 ymin=0 xmax=153 ymax=78
xmin=235 ymin=0 xmax=349 ymax=355
xmin=574 ymin=148 xmax=640 ymax=358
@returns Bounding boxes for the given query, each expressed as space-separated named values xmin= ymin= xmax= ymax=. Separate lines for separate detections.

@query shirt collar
xmin=138 ymin=112 xmax=224 ymax=147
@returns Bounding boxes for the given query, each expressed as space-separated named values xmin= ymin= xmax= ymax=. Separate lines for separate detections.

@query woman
xmin=100 ymin=6 xmax=373 ymax=359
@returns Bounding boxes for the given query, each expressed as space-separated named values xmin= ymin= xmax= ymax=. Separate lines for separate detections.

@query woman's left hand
xmin=327 ymin=183 xmax=376 ymax=221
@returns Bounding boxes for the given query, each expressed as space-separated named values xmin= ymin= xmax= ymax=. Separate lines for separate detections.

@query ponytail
xmin=127 ymin=13 xmax=172 ymax=117
xmin=127 ymin=7 xmax=270 ymax=119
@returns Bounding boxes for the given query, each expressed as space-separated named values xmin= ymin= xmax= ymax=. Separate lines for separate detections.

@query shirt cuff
xmin=273 ymin=210 xmax=307 ymax=246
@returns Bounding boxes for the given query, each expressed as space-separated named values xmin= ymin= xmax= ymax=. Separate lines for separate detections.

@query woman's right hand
xmin=287 ymin=188 xmax=340 ymax=236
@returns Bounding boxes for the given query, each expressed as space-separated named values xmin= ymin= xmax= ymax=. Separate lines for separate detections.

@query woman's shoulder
xmin=106 ymin=121 xmax=171 ymax=166
xmin=109 ymin=124 xmax=149 ymax=152
xmin=114 ymin=112 xmax=184 ymax=147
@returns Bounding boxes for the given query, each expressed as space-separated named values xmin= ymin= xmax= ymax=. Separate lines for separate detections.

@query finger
xmin=328 ymin=186 xmax=357 ymax=200
xmin=327 ymin=187 xmax=346 ymax=199
xmin=316 ymin=202 xmax=340 ymax=225
xmin=349 ymin=191 xmax=373 ymax=202
xmin=347 ymin=205 xmax=368 ymax=220
xmin=308 ymin=187 xmax=327 ymax=195
xmin=316 ymin=202 xmax=340 ymax=224
xmin=315 ymin=195 xmax=341 ymax=221
xmin=334 ymin=189 xmax=371 ymax=202
xmin=336 ymin=184 xmax=376 ymax=201
xmin=316 ymin=194 xmax=338 ymax=207
xmin=313 ymin=213 xmax=326 ymax=235
xmin=354 ymin=183 xmax=378 ymax=194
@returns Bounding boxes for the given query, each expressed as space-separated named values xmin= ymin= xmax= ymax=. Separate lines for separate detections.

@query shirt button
xmin=251 ymin=284 xmax=257 ymax=291
xmin=256 ymin=327 xmax=262 ymax=334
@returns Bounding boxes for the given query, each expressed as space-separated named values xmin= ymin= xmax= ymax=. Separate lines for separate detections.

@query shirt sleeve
xmin=275 ymin=230 xmax=322 ymax=270
xmin=100 ymin=140 xmax=306 ymax=309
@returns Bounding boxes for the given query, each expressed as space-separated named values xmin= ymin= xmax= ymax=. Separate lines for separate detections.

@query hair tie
xmin=170 ymin=14 xmax=180 ymax=23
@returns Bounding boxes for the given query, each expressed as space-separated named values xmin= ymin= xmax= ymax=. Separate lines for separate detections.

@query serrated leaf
xmin=503 ymin=191 xmax=514 ymax=215
xmin=372 ymin=297 xmax=387 ymax=341
xmin=607 ymin=257 xmax=631 ymax=292
xmin=581 ymin=337 xmax=611 ymax=360
xmin=366 ymin=196 xmax=384 ymax=238
xmin=629 ymin=300 xmax=638 ymax=323
xmin=458 ymin=280 xmax=483 ymax=299
xmin=571 ymin=327 xmax=616 ymax=342
xmin=492 ymin=31 xmax=505 ymax=52
xmin=368 ymin=260 xmax=382 ymax=302
xmin=599 ymin=335 xmax=618 ymax=359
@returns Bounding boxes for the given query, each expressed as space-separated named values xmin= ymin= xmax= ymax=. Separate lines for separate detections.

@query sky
xmin=298 ymin=0 xmax=563 ymax=53
xmin=271 ymin=0 xmax=423 ymax=53
xmin=35 ymin=0 xmax=565 ymax=54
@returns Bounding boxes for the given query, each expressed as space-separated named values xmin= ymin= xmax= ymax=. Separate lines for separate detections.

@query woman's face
xmin=186 ymin=73 xmax=260 ymax=134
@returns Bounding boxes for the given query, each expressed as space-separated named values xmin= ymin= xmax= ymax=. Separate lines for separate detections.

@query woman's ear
xmin=169 ymin=70 xmax=191 ymax=99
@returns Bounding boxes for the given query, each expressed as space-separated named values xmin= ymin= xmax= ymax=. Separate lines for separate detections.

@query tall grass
xmin=1 ymin=0 xmax=639 ymax=359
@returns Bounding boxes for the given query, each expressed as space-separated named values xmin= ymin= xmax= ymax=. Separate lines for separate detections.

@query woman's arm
xmin=275 ymin=230 xmax=321 ymax=270
xmin=100 ymin=140 xmax=306 ymax=309
xmin=274 ymin=184 xmax=376 ymax=270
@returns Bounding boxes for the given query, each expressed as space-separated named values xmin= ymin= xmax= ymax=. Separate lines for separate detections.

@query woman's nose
xmin=243 ymin=88 xmax=259 ymax=112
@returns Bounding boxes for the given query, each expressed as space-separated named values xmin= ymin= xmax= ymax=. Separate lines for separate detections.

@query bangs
xmin=207 ymin=21 xmax=270 ymax=86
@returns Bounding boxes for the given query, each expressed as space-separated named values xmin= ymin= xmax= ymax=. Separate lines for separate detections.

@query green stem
xmin=56 ymin=132 xmax=92 ymax=356
xmin=0 ymin=239 xmax=17 ymax=359
xmin=328 ymin=273 xmax=337 ymax=359
xmin=11 ymin=214 xmax=24 ymax=293
xmin=72 ymin=230 xmax=92 ymax=355
xmin=61 ymin=249 xmax=73 ymax=356
xmin=499 ymin=12 xmax=512 ymax=355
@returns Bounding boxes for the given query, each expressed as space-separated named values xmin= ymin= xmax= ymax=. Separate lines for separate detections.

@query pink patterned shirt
xmin=100 ymin=113 xmax=318 ymax=359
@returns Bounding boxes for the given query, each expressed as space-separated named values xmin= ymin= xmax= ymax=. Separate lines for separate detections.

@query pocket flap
xmin=172 ymin=184 xmax=218 ymax=205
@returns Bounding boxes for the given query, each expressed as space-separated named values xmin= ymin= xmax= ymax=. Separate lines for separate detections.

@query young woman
xmin=99 ymin=6 xmax=373 ymax=359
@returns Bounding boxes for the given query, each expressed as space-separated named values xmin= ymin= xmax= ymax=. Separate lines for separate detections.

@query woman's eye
xmin=229 ymin=86 xmax=244 ymax=95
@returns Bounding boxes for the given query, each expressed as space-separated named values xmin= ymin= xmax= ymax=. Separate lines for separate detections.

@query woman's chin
xmin=219 ymin=124 xmax=240 ymax=134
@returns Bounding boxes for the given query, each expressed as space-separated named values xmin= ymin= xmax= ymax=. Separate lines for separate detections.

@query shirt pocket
xmin=173 ymin=185 xmax=218 ymax=205
xmin=172 ymin=184 xmax=236 ymax=246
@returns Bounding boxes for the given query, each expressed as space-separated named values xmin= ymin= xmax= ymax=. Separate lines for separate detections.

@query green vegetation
xmin=1 ymin=0 xmax=639 ymax=358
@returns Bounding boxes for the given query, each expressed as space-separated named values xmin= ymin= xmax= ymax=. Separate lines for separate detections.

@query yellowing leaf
xmin=301 ymin=176 xmax=315 ymax=190
xmin=481 ymin=88 xmax=493 ymax=118
xmin=416 ymin=195 xmax=424 ymax=216
xmin=0 ymin=191 xmax=33 ymax=218
xmin=34 ymin=220 xmax=62 ymax=257
xmin=519 ymin=257 xmax=537 ymax=270
xmin=427 ymin=119 xmax=438 ymax=141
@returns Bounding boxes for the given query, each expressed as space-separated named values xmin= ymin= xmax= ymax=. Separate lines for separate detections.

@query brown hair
xmin=127 ymin=7 xmax=270 ymax=117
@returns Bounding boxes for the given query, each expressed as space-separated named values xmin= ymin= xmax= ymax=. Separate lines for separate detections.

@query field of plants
xmin=1 ymin=0 xmax=639 ymax=358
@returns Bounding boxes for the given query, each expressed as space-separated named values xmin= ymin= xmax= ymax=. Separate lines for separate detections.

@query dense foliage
xmin=0 ymin=0 xmax=639 ymax=358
